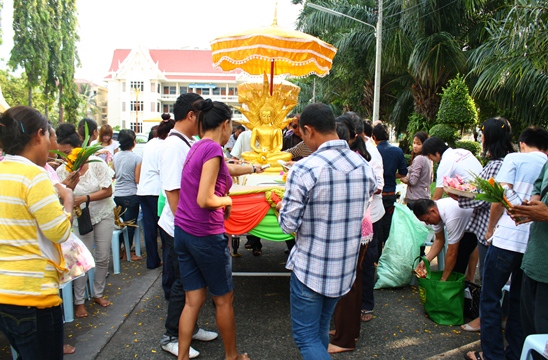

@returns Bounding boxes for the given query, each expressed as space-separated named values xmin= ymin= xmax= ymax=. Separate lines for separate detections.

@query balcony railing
xmin=159 ymin=94 xmax=239 ymax=103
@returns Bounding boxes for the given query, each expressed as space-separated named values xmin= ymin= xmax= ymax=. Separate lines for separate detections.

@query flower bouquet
xmin=443 ymin=175 xmax=477 ymax=198
xmin=53 ymin=123 xmax=103 ymax=172
xmin=470 ymin=174 xmax=522 ymax=222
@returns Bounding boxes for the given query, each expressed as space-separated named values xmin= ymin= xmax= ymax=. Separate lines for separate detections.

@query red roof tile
xmin=107 ymin=49 xmax=237 ymax=78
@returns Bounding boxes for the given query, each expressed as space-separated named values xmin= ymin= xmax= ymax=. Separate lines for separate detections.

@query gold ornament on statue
xmin=236 ymin=73 xmax=300 ymax=172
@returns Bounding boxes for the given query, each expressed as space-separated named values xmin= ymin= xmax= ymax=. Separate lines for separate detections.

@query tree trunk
xmin=58 ymin=85 xmax=64 ymax=123
xmin=28 ymin=86 xmax=32 ymax=107
xmin=44 ymin=83 xmax=49 ymax=118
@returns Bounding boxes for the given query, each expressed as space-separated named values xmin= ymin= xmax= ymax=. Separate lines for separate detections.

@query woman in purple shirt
xmin=174 ymin=99 xmax=250 ymax=360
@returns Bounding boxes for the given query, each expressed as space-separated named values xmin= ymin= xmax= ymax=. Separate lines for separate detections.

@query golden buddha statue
xmin=236 ymin=74 xmax=300 ymax=173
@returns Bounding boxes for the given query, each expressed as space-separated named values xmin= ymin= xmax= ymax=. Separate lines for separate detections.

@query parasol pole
xmin=269 ymin=3 xmax=278 ymax=96
xmin=270 ymin=60 xmax=275 ymax=95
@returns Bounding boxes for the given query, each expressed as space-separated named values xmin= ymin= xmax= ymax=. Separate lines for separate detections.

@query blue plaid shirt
xmin=280 ymin=140 xmax=376 ymax=297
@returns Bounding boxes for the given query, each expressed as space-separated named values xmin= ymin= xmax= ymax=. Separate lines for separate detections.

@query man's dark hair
xmin=173 ymin=93 xmax=203 ymax=121
xmin=518 ymin=126 xmax=548 ymax=151
xmin=412 ymin=199 xmax=436 ymax=218
xmin=372 ymin=123 xmax=389 ymax=141
xmin=421 ymin=136 xmax=449 ymax=156
xmin=363 ymin=120 xmax=373 ymax=137
xmin=299 ymin=103 xmax=336 ymax=134
xmin=235 ymin=125 xmax=246 ymax=132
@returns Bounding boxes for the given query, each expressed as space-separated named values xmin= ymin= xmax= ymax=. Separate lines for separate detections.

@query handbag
xmin=414 ymin=256 xmax=465 ymax=326
xmin=77 ymin=195 xmax=93 ymax=235
xmin=464 ymin=280 xmax=481 ymax=320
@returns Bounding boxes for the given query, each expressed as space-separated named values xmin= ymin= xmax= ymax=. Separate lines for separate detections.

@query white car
xmin=112 ymin=131 xmax=148 ymax=157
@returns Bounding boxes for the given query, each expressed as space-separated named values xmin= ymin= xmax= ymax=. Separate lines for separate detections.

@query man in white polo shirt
xmin=422 ymin=136 xmax=483 ymax=201
xmin=412 ymin=197 xmax=475 ymax=281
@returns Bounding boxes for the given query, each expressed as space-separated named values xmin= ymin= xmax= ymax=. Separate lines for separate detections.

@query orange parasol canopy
xmin=210 ymin=13 xmax=337 ymax=80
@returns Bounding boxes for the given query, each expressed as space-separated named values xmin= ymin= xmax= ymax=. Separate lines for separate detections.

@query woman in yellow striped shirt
xmin=0 ymin=106 xmax=74 ymax=360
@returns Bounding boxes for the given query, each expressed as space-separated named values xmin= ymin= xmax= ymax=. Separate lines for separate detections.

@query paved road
xmin=0 ymin=238 xmax=481 ymax=360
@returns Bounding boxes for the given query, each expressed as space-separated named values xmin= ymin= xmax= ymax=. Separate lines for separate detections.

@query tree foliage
xmin=429 ymin=124 xmax=459 ymax=147
xmin=9 ymin=0 xmax=51 ymax=106
xmin=436 ymin=74 xmax=478 ymax=134
xmin=8 ymin=0 xmax=79 ymax=120
xmin=468 ymin=0 xmax=548 ymax=129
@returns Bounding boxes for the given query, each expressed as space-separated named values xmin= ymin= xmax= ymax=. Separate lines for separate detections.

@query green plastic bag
xmin=374 ymin=203 xmax=430 ymax=289
xmin=415 ymin=256 xmax=465 ymax=326
xmin=158 ymin=191 xmax=166 ymax=217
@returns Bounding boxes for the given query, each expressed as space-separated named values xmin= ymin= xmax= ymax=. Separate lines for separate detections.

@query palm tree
xmin=468 ymin=0 xmax=548 ymax=127
xmin=294 ymin=0 xmax=500 ymax=132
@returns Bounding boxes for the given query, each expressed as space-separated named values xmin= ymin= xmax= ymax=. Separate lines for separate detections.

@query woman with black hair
xmin=174 ymin=99 xmax=251 ymax=360
xmin=458 ymin=117 xmax=515 ymax=335
xmin=0 ymin=106 xmax=74 ymax=359
xmin=57 ymin=123 xmax=115 ymax=317
xmin=113 ymin=129 xmax=142 ymax=261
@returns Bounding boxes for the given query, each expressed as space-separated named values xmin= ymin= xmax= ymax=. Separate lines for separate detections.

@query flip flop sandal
xmin=464 ymin=351 xmax=483 ymax=360
xmin=361 ymin=310 xmax=373 ymax=322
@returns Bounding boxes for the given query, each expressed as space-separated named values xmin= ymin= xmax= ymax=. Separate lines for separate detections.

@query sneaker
xmin=160 ymin=335 xmax=200 ymax=358
xmin=192 ymin=328 xmax=218 ymax=342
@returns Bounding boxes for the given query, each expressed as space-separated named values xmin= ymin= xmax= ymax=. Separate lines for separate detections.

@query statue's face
xmin=260 ymin=110 xmax=272 ymax=123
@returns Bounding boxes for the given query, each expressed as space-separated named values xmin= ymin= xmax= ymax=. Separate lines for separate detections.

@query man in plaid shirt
xmin=277 ymin=103 xmax=376 ymax=359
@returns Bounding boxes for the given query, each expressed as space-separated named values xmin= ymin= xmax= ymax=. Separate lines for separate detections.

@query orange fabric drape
xmin=225 ymin=192 xmax=270 ymax=235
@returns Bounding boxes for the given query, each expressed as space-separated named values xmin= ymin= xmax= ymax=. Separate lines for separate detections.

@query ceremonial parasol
xmin=210 ymin=7 xmax=337 ymax=94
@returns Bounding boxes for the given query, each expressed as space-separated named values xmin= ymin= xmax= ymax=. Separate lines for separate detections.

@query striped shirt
xmin=0 ymin=155 xmax=72 ymax=307
xmin=280 ymin=140 xmax=376 ymax=297
xmin=458 ymin=159 xmax=503 ymax=245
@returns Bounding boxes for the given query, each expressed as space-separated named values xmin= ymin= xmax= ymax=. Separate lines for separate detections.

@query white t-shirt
xmin=137 ymin=138 xmax=163 ymax=196
xmin=91 ymin=140 xmax=119 ymax=158
xmin=433 ymin=197 xmax=473 ymax=245
xmin=158 ymin=130 xmax=194 ymax=237
xmin=365 ymin=140 xmax=385 ymax=223
xmin=230 ymin=130 xmax=252 ymax=159
xmin=435 ymin=148 xmax=482 ymax=187
xmin=492 ymin=151 xmax=548 ymax=253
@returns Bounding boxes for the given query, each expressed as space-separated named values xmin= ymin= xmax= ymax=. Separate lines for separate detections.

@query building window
xmin=180 ymin=86 xmax=188 ymax=94
xmin=150 ymin=83 xmax=156 ymax=92
xmin=220 ymin=88 xmax=227 ymax=95
xmin=130 ymin=81 xmax=144 ymax=91
xmin=131 ymin=101 xmax=143 ymax=112
xmin=163 ymin=86 xmax=176 ymax=95
xmin=122 ymin=102 xmax=126 ymax=112
xmin=130 ymin=122 xmax=143 ymax=133
xmin=150 ymin=102 xmax=155 ymax=112
xmin=121 ymin=82 xmax=126 ymax=92
xmin=163 ymin=104 xmax=174 ymax=113
xmin=157 ymin=103 xmax=160 ymax=112
xmin=212 ymin=87 xmax=220 ymax=95
xmin=228 ymin=87 xmax=237 ymax=95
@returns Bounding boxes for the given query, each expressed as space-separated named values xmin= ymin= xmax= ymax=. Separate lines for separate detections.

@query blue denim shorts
xmin=174 ymin=226 xmax=233 ymax=296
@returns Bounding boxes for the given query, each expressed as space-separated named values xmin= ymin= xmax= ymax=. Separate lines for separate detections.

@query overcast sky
xmin=0 ymin=0 xmax=303 ymax=83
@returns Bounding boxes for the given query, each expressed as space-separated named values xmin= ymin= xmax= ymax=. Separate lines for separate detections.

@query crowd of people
xmin=1 ymin=95 xmax=548 ymax=360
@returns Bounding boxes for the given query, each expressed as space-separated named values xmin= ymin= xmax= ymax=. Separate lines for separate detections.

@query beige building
xmin=75 ymin=79 xmax=109 ymax=125
xmin=104 ymin=46 xmax=243 ymax=134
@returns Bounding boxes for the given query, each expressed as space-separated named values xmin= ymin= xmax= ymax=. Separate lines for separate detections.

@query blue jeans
xmin=0 ymin=304 xmax=63 ymax=360
xmin=114 ymin=195 xmax=140 ymax=249
xmin=138 ymin=195 xmax=162 ymax=269
xmin=480 ymin=245 xmax=525 ymax=360
xmin=290 ymin=272 xmax=340 ymax=360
